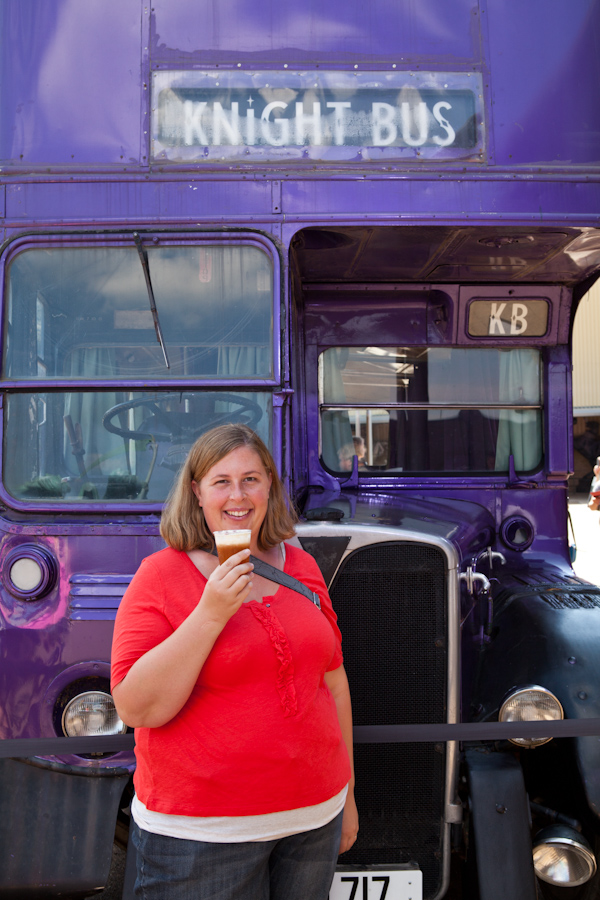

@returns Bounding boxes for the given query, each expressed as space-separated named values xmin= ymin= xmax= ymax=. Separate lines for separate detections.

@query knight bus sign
xmin=152 ymin=70 xmax=485 ymax=163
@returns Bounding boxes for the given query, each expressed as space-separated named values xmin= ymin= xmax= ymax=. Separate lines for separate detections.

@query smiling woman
xmin=191 ymin=445 xmax=273 ymax=544
xmin=160 ymin=425 xmax=293 ymax=553
xmin=110 ymin=424 xmax=358 ymax=900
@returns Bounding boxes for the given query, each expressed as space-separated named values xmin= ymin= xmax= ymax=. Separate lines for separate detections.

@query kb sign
xmin=468 ymin=299 xmax=549 ymax=337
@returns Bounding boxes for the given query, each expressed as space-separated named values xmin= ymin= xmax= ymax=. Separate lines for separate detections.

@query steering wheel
xmin=102 ymin=393 xmax=263 ymax=441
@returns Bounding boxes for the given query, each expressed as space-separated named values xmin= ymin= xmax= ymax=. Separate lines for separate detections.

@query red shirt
xmin=111 ymin=544 xmax=350 ymax=816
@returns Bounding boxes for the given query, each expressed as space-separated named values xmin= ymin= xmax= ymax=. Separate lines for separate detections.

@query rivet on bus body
xmin=578 ymin=692 xmax=587 ymax=700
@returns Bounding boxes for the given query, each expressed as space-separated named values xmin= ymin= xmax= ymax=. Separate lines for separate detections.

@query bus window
xmin=4 ymin=244 xmax=273 ymax=380
xmin=3 ymin=390 xmax=271 ymax=503
xmin=2 ymin=241 xmax=275 ymax=503
xmin=319 ymin=346 xmax=542 ymax=474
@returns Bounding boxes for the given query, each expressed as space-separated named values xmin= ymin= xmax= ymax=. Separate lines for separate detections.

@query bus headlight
xmin=498 ymin=685 xmax=563 ymax=748
xmin=61 ymin=691 xmax=127 ymax=737
xmin=533 ymin=825 xmax=597 ymax=887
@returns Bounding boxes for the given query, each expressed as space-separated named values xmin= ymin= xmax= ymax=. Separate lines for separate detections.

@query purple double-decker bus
xmin=1 ymin=1 xmax=600 ymax=898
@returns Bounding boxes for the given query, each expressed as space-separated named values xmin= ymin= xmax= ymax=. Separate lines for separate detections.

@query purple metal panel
xmin=0 ymin=526 xmax=156 ymax=759
xmin=0 ymin=529 xmax=162 ymax=629
xmin=483 ymin=0 xmax=600 ymax=166
xmin=5 ymin=180 xmax=274 ymax=223
xmin=0 ymin=0 xmax=144 ymax=166
xmin=6 ymin=178 xmax=600 ymax=230
xmin=2 ymin=0 xmax=599 ymax=173
xmin=151 ymin=0 xmax=480 ymax=65
xmin=546 ymin=350 xmax=572 ymax=478
xmin=280 ymin=177 xmax=600 ymax=223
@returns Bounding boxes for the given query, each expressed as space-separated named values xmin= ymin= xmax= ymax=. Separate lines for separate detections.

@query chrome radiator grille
xmin=329 ymin=542 xmax=448 ymax=900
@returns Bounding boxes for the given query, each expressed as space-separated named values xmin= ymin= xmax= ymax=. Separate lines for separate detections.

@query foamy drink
xmin=214 ymin=529 xmax=252 ymax=564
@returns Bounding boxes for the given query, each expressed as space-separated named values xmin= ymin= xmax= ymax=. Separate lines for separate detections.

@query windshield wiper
xmin=133 ymin=232 xmax=170 ymax=369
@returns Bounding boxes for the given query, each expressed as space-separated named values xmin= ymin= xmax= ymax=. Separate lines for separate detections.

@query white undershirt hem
xmin=132 ymin=785 xmax=348 ymax=843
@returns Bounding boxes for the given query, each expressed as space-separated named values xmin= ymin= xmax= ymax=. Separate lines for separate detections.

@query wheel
xmin=102 ymin=393 xmax=263 ymax=442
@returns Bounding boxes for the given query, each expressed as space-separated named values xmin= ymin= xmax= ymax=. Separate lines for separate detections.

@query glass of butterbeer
xmin=213 ymin=529 xmax=252 ymax=565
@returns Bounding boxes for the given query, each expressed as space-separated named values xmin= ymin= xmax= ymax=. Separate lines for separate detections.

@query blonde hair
xmin=160 ymin=424 xmax=297 ymax=552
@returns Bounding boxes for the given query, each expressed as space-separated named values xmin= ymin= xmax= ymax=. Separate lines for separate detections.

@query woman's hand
xmin=199 ymin=549 xmax=254 ymax=626
xmin=339 ymin=789 xmax=359 ymax=855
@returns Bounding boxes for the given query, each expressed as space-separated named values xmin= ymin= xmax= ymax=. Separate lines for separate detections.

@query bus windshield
xmin=4 ymin=243 xmax=273 ymax=380
xmin=2 ymin=241 xmax=274 ymax=503
xmin=319 ymin=346 xmax=542 ymax=475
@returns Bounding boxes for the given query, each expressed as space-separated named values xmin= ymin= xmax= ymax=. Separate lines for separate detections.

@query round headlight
xmin=61 ymin=691 xmax=127 ymax=737
xmin=498 ymin=685 xmax=564 ymax=748
xmin=533 ymin=826 xmax=597 ymax=887
xmin=2 ymin=544 xmax=58 ymax=599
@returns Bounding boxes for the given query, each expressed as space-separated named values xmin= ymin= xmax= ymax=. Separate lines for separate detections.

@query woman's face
xmin=191 ymin=446 xmax=272 ymax=545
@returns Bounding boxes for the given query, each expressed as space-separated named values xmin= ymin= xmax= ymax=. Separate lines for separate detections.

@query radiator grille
xmin=330 ymin=542 xmax=448 ymax=900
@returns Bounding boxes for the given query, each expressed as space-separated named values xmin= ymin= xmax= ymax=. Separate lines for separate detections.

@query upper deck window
xmin=319 ymin=346 xmax=542 ymax=474
xmin=4 ymin=243 xmax=273 ymax=380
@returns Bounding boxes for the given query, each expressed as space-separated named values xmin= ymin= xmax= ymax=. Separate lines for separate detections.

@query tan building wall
xmin=573 ymin=279 xmax=600 ymax=416
xmin=572 ymin=280 xmax=600 ymax=491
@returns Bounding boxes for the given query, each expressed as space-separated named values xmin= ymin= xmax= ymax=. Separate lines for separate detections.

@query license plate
xmin=330 ymin=868 xmax=422 ymax=900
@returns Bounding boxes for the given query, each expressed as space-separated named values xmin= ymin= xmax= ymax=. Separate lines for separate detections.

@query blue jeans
xmin=131 ymin=812 xmax=343 ymax=900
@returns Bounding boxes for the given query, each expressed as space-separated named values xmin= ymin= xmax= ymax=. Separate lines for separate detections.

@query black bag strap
xmin=249 ymin=555 xmax=321 ymax=609
xmin=211 ymin=547 xmax=321 ymax=609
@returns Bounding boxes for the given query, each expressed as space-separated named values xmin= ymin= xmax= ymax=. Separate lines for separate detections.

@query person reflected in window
xmin=337 ymin=436 xmax=366 ymax=472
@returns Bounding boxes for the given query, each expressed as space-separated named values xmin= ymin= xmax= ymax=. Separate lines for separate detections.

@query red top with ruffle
xmin=110 ymin=544 xmax=350 ymax=817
